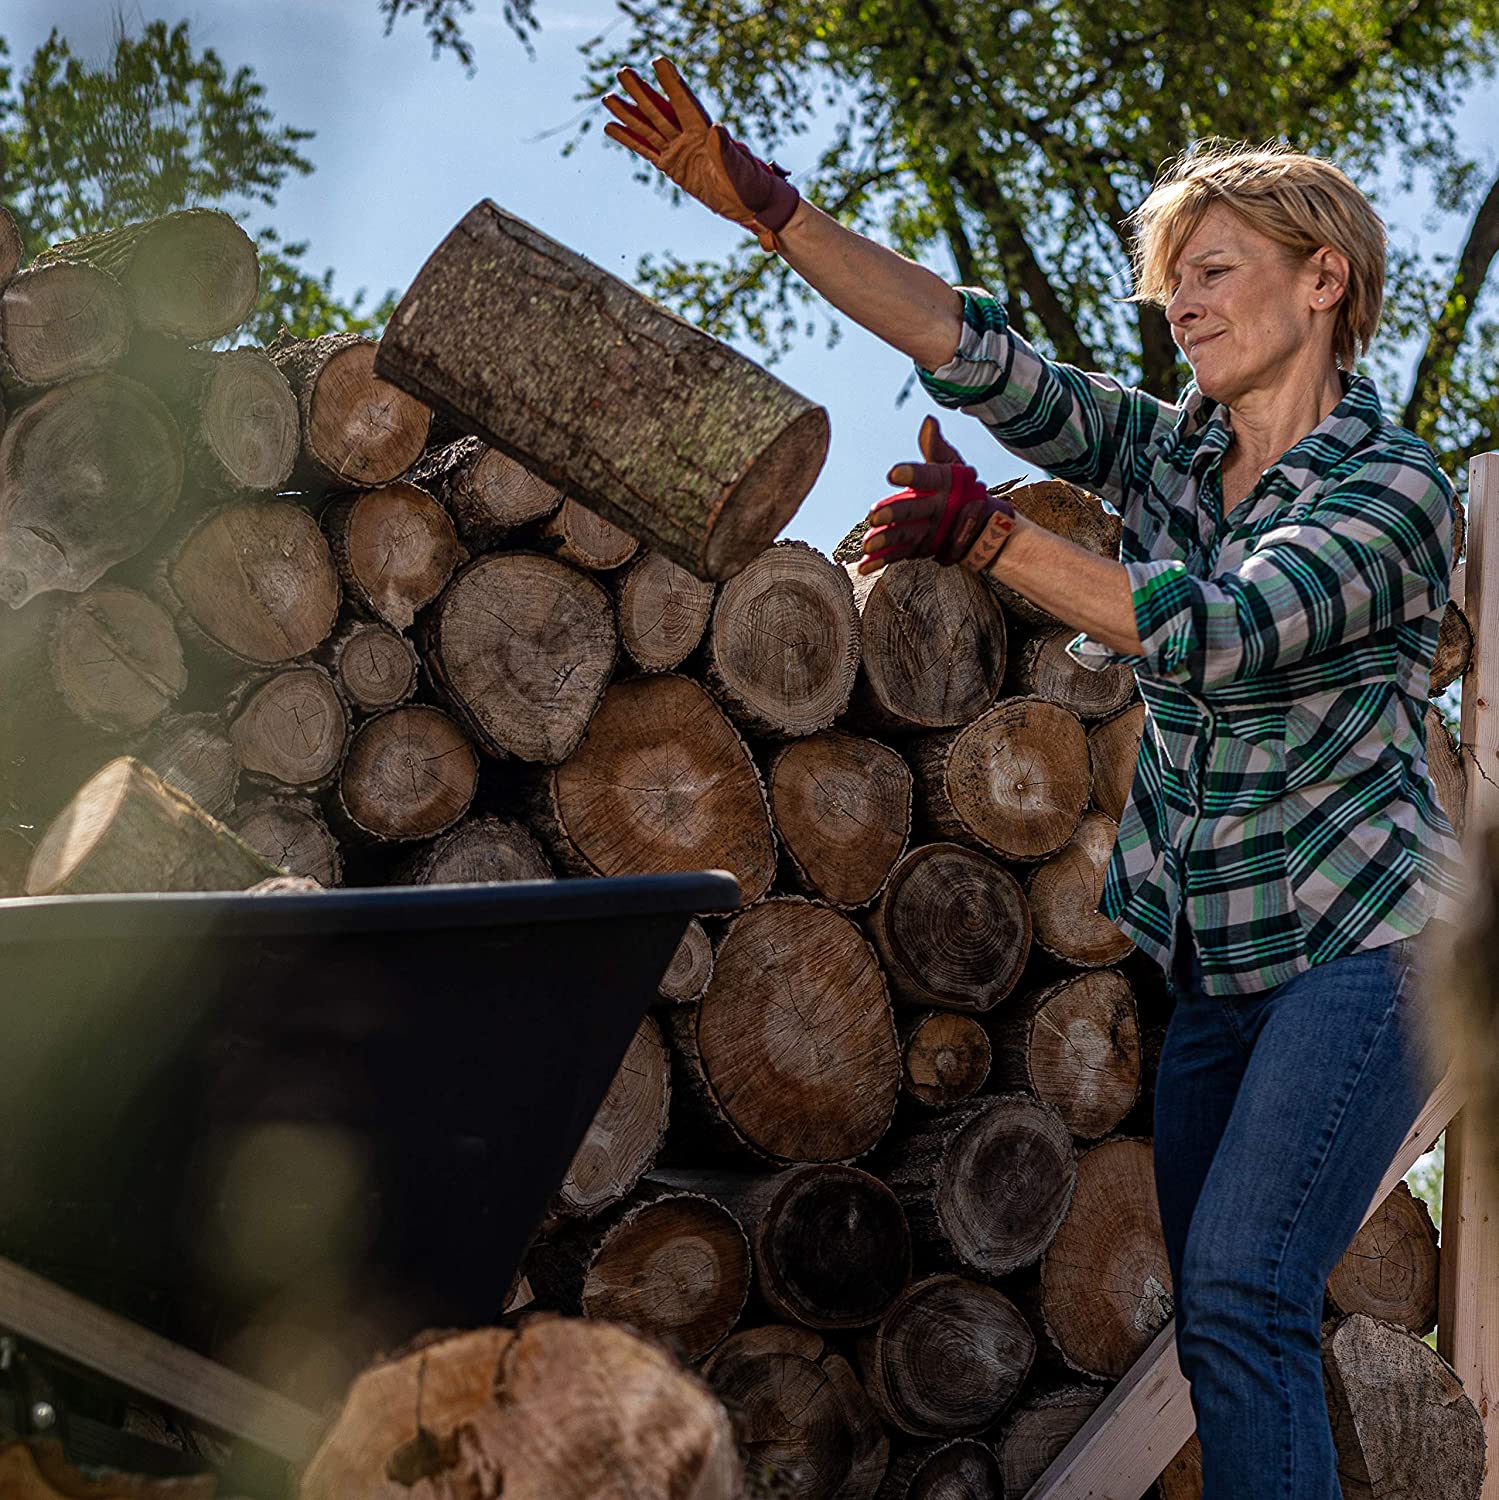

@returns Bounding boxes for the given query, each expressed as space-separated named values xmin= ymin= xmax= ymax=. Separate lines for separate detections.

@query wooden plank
xmin=0 ymin=1255 xmax=325 ymax=1465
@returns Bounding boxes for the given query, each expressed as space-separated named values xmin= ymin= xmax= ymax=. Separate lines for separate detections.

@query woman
xmin=604 ymin=59 xmax=1462 ymax=1499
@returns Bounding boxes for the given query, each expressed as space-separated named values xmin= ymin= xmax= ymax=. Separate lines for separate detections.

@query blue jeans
xmin=1153 ymin=922 xmax=1445 ymax=1499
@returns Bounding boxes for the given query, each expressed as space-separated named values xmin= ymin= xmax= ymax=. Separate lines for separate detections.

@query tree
xmin=0 ymin=20 xmax=395 ymax=343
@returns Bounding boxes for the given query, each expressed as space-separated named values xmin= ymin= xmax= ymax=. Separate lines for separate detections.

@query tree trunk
xmin=268 ymin=331 xmax=430 ymax=493
xmin=226 ymin=663 xmax=350 ymax=792
xmin=701 ymin=540 xmax=860 ymax=737
xmin=1430 ymin=601 xmax=1472 ymax=695
xmin=375 ymin=199 xmax=830 ymax=582
xmin=335 ymin=704 xmax=477 ymax=843
xmin=395 ymin=814 xmax=552 ymax=886
xmin=644 ymin=1163 xmax=911 ymax=1331
xmin=538 ymin=496 xmax=640 ymax=571
xmin=300 ymin=1321 xmax=741 ymax=1500
xmin=767 ymin=730 xmax=912 ymax=908
xmin=0 ymin=374 xmax=183 ymax=609
xmin=984 ymin=480 xmax=1121 ymax=629
xmin=909 ymin=697 xmax=1090 ymax=860
xmin=1325 ymin=1181 xmax=1439 ymax=1335
xmin=843 ymin=559 xmax=1007 ymax=733
xmin=1425 ymin=704 xmax=1465 ymax=837
xmin=0 ymin=261 xmax=130 ymax=388
xmin=423 ymin=552 xmax=617 ymax=764
xmin=898 ymin=1011 xmax=991 ymax=1109
xmin=874 ymin=1439 xmax=1005 ymax=1500
xmin=1011 ymin=626 xmax=1136 ymax=720
xmin=530 ymin=674 xmax=776 ymax=902
xmin=996 ymin=1384 xmax=1108 ymax=1500
xmin=1088 ymin=703 xmax=1146 ymax=822
xmin=321 ymin=481 xmax=461 ymax=631
xmin=657 ymin=918 xmax=713 ymax=1004
xmin=1027 ymin=811 xmax=1134 ymax=966
xmin=703 ymin=1325 xmax=889 ymax=1500
xmin=406 ymin=436 xmax=561 ymax=549
xmin=665 ymin=899 xmax=899 ymax=1165
xmin=132 ymin=710 xmax=239 ymax=818
xmin=877 ymin=1095 xmax=1076 ymax=1278
xmin=25 ymin=757 xmax=277 ymax=895
xmin=869 ymin=842 xmax=1032 ymax=1012
xmin=321 ymin=619 xmax=419 ymax=715
xmin=41 ymin=209 xmax=258 ymax=342
xmin=989 ymin=970 xmax=1142 ymax=1139
xmin=228 ymin=794 xmax=344 ymax=886
xmin=857 ymin=1275 xmax=1035 ymax=1438
xmin=616 ymin=550 xmax=716 ymax=672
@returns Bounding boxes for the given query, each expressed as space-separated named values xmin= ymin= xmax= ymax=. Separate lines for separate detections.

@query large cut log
xmin=228 ymin=794 xmax=344 ymax=886
xmin=531 ymin=674 xmax=777 ymax=901
xmin=25 ymin=757 xmax=278 ymax=895
xmin=869 ymin=842 xmax=1032 ymax=1012
xmin=899 ymin=1010 xmax=991 ymax=1108
xmin=227 ymin=664 xmax=349 ymax=792
xmin=321 ymin=619 xmax=419 ymax=715
xmin=767 ymin=730 xmax=912 ymax=908
xmin=657 ymin=918 xmax=713 ymax=1004
xmin=1012 ymin=626 xmax=1136 ymax=720
xmin=554 ymin=1016 xmax=671 ymax=1219
xmin=995 ymin=1384 xmax=1108 ymax=1500
xmin=703 ymin=1325 xmax=889 ymax=1500
xmin=701 ymin=540 xmax=860 ymax=737
xmin=665 ymin=899 xmax=900 ymax=1164
xmin=1429 ymin=600 xmax=1472 ymax=695
xmin=1325 ymin=1180 xmax=1439 ymax=1335
xmin=844 ymin=559 xmax=1007 ymax=733
xmin=268 ymin=331 xmax=431 ymax=492
xmin=424 ymin=552 xmax=617 ymax=764
xmin=395 ymin=815 xmax=551 ymax=886
xmin=0 ymin=206 xmax=21 ymax=282
xmin=539 ymin=495 xmax=640 ymax=571
xmin=1034 ymin=1137 xmax=1173 ymax=1379
xmin=857 ymin=1275 xmax=1035 ymax=1438
xmin=0 ymin=1438 xmax=215 ymax=1500
xmin=300 ymin=1320 xmax=741 ymax=1500
xmin=406 ymin=436 xmax=561 ymax=548
xmin=1425 ymin=704 xmax=1465 ymax=837
xmin=335 ymin=705 xmax=478 ymax=843
xmin=157 ymin=499 xmax=340 ymax=666
xmin=989 ymin=970 xmax=1142 ymax=1139
xmin=0 ymin=261 xmax=131 ymax=388
xmin=133 ymin=710 xmax=239 ymax=818
xmin=376 ymin=200 xmax=830 ymax=581
xmin=984 ymin=480 xmax=1121 ymax=628
xmin=616 ymin=550 xmax=716 ymax=672
xmin=0 ymin=374 xmax=183 ymax=608
xmin=645 ymin=1164 xmax=911 ymax=1330
xmin=876 ymin=1094 xmax=1076 ymax=1277
xmin=874 ymin=1439 xmax=1004 ymax=1500
xmin=526 ymin=1189 xmax=750 ymax=1361
xmin=321 ymin=482 xmax=461 ymax=630
xmin=910 ymin=697 xmax=1090 ymax=861
xmin=1027 ymin=811 xmax=1134 ymax=966
xmin=1088 ymin=702 xmax=1146 ymax=822
xmin=41 ymin=209 xmax=258 ymax=341
xmin=1321 ymin=1313 xmax=1484 ymax=1500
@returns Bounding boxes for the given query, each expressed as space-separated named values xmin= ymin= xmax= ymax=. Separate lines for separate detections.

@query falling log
xmin=406 ymin=436 xmax=561 ymax=548
xmin=321 ymin=482 xmax=462 ymax=630
xmin=844 ymin=559 xmax=1007 ymax=734
xmin=132 ymin=710 xmax=239 ymax=818
xmin=25 ymin=757 xmax=278 ymax=895
xmin=0 ymin=374 xmax=183 ymax=609
xmin=1088 ymin=702 xmax=1146 ymax=822
xmin=989 ymin=970 xmax=1142 ymax=1139
xmin=657 ymin=918 xmax=713 ymax=1004
xmin=226 ymin=664 xmax=349 ymax=792
xmin=539 ymin=496 xmax=640 ymax=571
xmin=526 ymin=1189 xmax=750 ymax=1361
xmin=1325 ymin=1180 xmax=1439 ymax=1335
xmin=396 ymin=815 xmax=552 ymax=886
xmin=228 ymin=795 xmax=344 ymax=887
xmin=41 ymin=209 xmax=258 ymax=342
xmin=1028 ymin=811 xmax=1134 ymax=966
xmin=1035 ymin=1137 xmax=1173 ymax=1379
xmin=995 ymin=1384 xmax=1108 ymax=1500
xmin=375 ymin=199 xmax=830 ymax=581
xmin=0 ymin=261 xmax=131 ymax=388
xmin=874 ymin=1439 xmax=1004 ymax=1500
xmin=767 ymin=730 xmax=912 ymax=908
xmin=300 ymin=1320 xmax=741 ymax=1500
xmin=1425 ymin=704 xmax=1465 ymax=837
xmin=858 ymin=1275 xmax=1035 ymax=1438
xmin=1429 ymin=601 xmax=1472 ymax=695
xmin=616 ymin=550 xmax=716 ymax=672
xmin=869 ymin=842 xmax=1032 ymax=1012
xmin=645 ymin=1163 xmax=912 ymax=1330
xmin=554 ymin=1016 xmax=671 ymax=1218
xmin=268 ymin=331 xmax=431 ymax=492
xmin=665 ymin=899 xmax=900 ymax=1164
xmin=1321 ymin=1313 xmax=1484 ymax=1500
xmin=1156 ymin=1434 xmax=1203 ymax=1500
xmin=0 ymin=206 xmax=21 ymax=282
xmin=530 ymin=674 xmax=777 ymax=902
xmin=335 ymin=704 xmax=478 ymax=843
xmin=1012 ymin=627 xmax=1136 ymax=720
xmin=877 ymin=1094 xmax=1076 ymax=1278
xmin=321 ymin=619 xmax=419 ymax=715
xmin=157 ymin=499 xmax=341 ymax=666
xmin=703 ymin=1325 xmax=889 ymax=1500
xmin=984 ymin=480 xmax=1121 ymax=628
xmin=0 ymin=1438 xmax=216 ymax=1500
xmin=701 ymin=540 xmax=860 ymax=737
xmin=899 ymin=1010 xmax=991 ymax=1108
xmin=424 ymin=552 xmax=617 ymax=764
xmin=909 ymin=697 xmax=1090 ymax=861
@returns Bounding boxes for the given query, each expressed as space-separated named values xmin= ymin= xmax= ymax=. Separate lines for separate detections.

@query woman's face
xmin=1164 ymin=205 xmax=1340 ymax=406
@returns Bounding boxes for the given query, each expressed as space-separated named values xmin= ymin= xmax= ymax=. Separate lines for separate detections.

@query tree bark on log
xmin=0 ymin=261 xmax=131 ymax=388
xmin=616 ymin=550 xmax=716 ymax=672
xmin=1325 ymin=1180 xmax=1439 ymax=1335
xmin=226 ymin=664 xmax=350 ymax=792
xmin=1425 ymin=704 xmax=1465 ymax=837
xmin=1429 ymin=601 xmax=1472 ymax=695
xmin=984 ymin=480 xmax=1121 ymax=629
xmin=1027 ymin=811 xmax=1135 ymax=966
xmin=228 ymin=794 xmax=344 ymax=886
xmin=321 ymin=619 xmax=419 ymax=715
xmin=995 ymin=1384 xmax=1108 ymax=1500
xmin=767 ymin=730 xmax=912 ymax=908
xmin=406 ymin=436 xmax=561 ymax=549
xmin=538 ymin=496 xmax=641 ymax=571
xmin=0 ymin=206 xmax=21 ymax=283
xmin=395 ymin=814 xmax=552 ymax=886
xmin=132 ymin=710 xmax=239 ymax=818
xmin=1011 ymin=627 xmax=1136 ymax=721
xmin=375 ymin=199 xmax=830 ymax=581
xmin=335 ymin=705 xmax=477 ymax=843
xmin=1088 ymin=703 xmax=1146 ymax=822
xmin=873 ymin=1439 xmax=1004 ymax=1500
xmin=657 ymin=918 xmax=713 ymax=1004
xmin=898 ymin=1011 xmax=991 ymax=1108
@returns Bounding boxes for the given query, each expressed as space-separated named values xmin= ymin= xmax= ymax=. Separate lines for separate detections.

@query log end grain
xmin=228 ymin=795 xmax=344 ymax=886
xmin=228 ymin=665 xmax=350 ymax=791
xmin=50 ymin=585 xmax=186 ymax=736
xmin=1325 ymin=1180 xmax=1439 ymax=1335
xmin=1088 ymin=702 xmax=1146 ymax=823
xmin=337 ymin=705 xmax=477 ymax=842
xmin=617 ymin=550 xmax=716 ymax=672
xmin=397 ymin=814 xmax=552 ymax=886
xmin=899 ymin=1011 xmax=991 ymax=1109
xmin=1027 ymin=811 xmax=1134 ymax=967
xmin=0 ymin=261 xmax=131 ymax=387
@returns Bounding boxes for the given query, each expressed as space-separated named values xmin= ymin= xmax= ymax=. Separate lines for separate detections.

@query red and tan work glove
xmin=858 ymin=417 xmax=1019 ymax=576
xmin=602 ymin=57 xmax=801 ymax=252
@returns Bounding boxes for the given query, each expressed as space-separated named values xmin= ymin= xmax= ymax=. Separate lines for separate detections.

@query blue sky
xmin=7 ymin=0 xmax=1497 ymax=550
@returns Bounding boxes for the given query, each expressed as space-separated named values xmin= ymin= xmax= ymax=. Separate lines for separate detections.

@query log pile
xmin=0 ymin=203 xmax=1477 ymax=1500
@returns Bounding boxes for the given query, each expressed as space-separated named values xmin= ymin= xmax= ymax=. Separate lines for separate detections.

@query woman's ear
xmin=1309 ymin=244 xmax=1351 ymax=308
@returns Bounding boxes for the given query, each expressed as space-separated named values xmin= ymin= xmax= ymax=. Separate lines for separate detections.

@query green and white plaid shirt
xmin=919 ymin=290 xmax=1463 ymax=996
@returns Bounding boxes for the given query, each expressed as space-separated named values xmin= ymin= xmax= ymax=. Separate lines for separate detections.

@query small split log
xmin=1424 ymin=704 xmax=1465 ymax=838
xmin=899 ymin=1011 xmax=991 ymax=1109
xmin=539 ymin=495 xmax=641 ymax=571
xmin=1011 ymin=627 xmax=1136 ymax=721
xmin=228 ymin=794 xmax=344 ymax=886
xmin=335 ymin=705 xmax=477 ymax=843
xmin=616 ymin=550 xmax=716 ymax=672
xmin=396 ymin=815 xmax=551 ymax=886
xmin=996 ymin=1384 xmax=1108 ymax=1500
xmin=1088 ymin=702 xmax=1146 ymax=822
xmin=133 ymin=710 xmax=239 ymax=818
xmin=1325 ymin=1180 xmax=1439 ymax=1335
xmin=1027 ymin=811 xmax=1134 ymax=966
xmin=0 ymin=261 xmax=131 ymax=388
xmin=321 ymin=619 xmax=419 ymax=715
xmin=227 ymin=664 xmax=349 ymax=792
xmin=985 ymin=480 xmax=1121 ymax=628
xmin=406 ymin=436 xmax=561 ymax=548
xmin=874 ymin=1438 xmax=1004 ymax=1500
xmin=657 ymin=918 xmax=713 ymax=1004
xmin=1429 ymin=601 xmax=1472 ymax=695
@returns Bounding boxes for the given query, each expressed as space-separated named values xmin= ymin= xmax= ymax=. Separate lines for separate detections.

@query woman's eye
xmin=1205 ymin=267 xmax=1228 ymax=278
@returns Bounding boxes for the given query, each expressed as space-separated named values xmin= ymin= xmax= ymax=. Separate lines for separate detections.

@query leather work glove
xmin=602 ymin=57 xmax=801 ymax=252
xmin=858 ymin=416 xmax=1019 ymax=575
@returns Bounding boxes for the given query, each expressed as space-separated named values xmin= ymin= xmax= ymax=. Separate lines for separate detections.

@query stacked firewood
xmin=0 ymin=201 xmax=1480 ymax=1500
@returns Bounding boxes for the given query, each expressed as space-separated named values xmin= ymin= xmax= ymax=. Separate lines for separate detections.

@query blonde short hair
xmin=1128 ymin=140 xmax=1386 ymax=369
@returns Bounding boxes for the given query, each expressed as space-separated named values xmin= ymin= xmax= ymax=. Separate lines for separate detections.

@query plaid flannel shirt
xmin=918 ymin=289 xmax=1463 ymax=996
